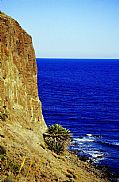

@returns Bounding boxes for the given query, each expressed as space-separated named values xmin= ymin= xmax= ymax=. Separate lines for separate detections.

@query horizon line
xmin=36 ymin=57 xmax=119 ymax=60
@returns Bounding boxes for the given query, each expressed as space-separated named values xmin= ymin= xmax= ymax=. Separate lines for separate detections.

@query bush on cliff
xmin=43 ymin=124 xmax=71 ymax=154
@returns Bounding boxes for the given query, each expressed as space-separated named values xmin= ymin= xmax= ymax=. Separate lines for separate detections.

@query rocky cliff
xmin=0 ymin=12 xmax=46 ymax=130
xmin=0 ymin=12 xmax=109 ymax=182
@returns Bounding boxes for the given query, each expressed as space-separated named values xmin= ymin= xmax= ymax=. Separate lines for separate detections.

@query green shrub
xmin=43 ymin=124 xmax=71 ymax=154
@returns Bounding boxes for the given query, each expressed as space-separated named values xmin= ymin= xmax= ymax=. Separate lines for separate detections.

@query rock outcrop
xmin=0 ymin=12 xmax=46 ymax=131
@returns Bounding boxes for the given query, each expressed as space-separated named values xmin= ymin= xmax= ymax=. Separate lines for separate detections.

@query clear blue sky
xmin=1 ymin=0 xmax=119 ymax=58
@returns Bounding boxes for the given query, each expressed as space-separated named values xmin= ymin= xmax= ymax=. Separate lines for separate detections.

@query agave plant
xmin=43 ymin=124 xmax=71 ymax=154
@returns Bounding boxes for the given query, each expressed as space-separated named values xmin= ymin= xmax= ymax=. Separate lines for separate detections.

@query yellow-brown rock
xmin=0 ymin=12 xmax=46 ymax=131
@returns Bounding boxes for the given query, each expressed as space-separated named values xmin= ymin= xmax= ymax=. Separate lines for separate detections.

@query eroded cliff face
xmin=0 ymin=12 xmax=46 ymax=130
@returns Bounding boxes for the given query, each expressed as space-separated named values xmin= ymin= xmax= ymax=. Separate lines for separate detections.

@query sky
xmin=0 ymin=0 xmax=119 ymax=58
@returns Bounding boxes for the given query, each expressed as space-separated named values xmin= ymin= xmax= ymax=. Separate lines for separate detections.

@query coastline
xmin=77 ymin=153 xmax=119 ymax=182
xmin=0 ymin=12 xmax=117 ymax=182
xmin=69 ymin=138 xmax=119 ymax=182
xmin=37 ymin=58 xmax=119 ymax=181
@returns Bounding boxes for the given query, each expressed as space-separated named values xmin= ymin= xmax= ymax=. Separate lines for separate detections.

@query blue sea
xmin=37 ymin=58 xmax=119 ymax=176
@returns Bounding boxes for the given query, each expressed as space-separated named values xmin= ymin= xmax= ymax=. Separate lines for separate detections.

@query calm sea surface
xmin=37 ymin=58 xmax=119 ymax=175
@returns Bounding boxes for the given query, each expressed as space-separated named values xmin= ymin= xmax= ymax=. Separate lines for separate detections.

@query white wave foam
xmin=73 ymin=137 xmax=94 ymax=143
xmin=112 ymin=142 xmax=119 ymax=146
xmin=88 ymin=151 xmax=104 ymax=159
xmin=86 ymin=150 xmax=105 ymax=163
xmin=86 ymin=134 xmax=93 ymax=137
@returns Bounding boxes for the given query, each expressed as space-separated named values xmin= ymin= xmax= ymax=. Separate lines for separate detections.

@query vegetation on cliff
xmin=43 ymin=124 xmax=71 ymax=154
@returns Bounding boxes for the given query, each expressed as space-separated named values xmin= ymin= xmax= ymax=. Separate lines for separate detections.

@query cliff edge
xmin=0 ymin=12 xmax=46 ymax=129
xmin=0 ymin=12 xmax=109 ymax=182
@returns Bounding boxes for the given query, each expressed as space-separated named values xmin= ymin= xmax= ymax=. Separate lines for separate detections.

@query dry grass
xmin=0 ymin=97 xmax=109 ymax=182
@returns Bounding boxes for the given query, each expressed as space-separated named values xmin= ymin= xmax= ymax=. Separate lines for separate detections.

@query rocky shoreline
xmin=76 ymin=152 xmax=119 ymax=182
